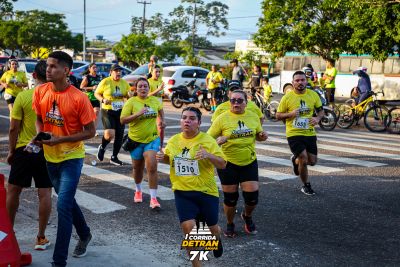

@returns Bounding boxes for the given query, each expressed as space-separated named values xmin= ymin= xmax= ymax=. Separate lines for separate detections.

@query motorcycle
xmin=170 ymin=75 xmax=211 ymax=111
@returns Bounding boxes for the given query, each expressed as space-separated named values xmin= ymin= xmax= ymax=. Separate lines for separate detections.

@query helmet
xmin=228 ymin=80 xmax=241 ymax=91
xmin=302 ymin=67 xmax=313 ymax=78
xmin=357 ymin=66 xmax=367 ymax=72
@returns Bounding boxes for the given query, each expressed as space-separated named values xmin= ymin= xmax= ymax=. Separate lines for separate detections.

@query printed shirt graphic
xmin=11 ymin=89 xmax=37 ymax=148
xmin=211 ymin=100 xmax=263 ymax=123
xmin=207 ymin=110 xmax=262 ymax=166
xmin=0 ymin=70 xmax=28 ymax=97
xmin=206 ymin=71 xmax=223 ymax=90
xmin=85 ymin=74 xmax=102 ymax=101
xmin=33 ymin=83 xmax=96 ymax=163
xmin=120 ymin=96 xmax=162 ymax=143
xmin=148 ymin=77 xmax=164 ymax=98
xmin=95 ymin=77 xmax=129 ymax=110
xmin=165 ymin=132 xmax=224 ymax=197
xmin=277 ymin=89 xmax=322 ymax=137
xmin=324 ymin=67 xmax=337 ymax=88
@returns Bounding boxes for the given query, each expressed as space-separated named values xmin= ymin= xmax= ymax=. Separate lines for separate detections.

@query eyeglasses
xmin=230 ymin=98 xmax=245 ymax=104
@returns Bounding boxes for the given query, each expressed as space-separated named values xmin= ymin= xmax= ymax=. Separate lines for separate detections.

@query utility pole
xmin=191 ymin=3 xmax=196 ymax=55
xmin=137 ymin=0 xmax=151 ymax=34
xmin=83 ymin=0 xmax=86 ymax=61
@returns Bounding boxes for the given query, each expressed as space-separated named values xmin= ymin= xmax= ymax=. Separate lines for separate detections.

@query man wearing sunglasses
xmin=211 ymin=80 xmax=264 ymax=124
xmin=276 ymin=70 xmax=323 ymax=196
xmin=208 ymin=90 xmax=268 ymax=237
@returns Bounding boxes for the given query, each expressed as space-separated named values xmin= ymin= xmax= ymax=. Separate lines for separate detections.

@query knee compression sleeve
xmin=242 ymin=191 xmax=258 ymax=206
xmin=223 ymin=191 xmax=239 ymax=207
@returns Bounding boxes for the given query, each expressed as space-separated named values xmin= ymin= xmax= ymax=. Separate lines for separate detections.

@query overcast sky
xmin=14 ymin=0 xmax=263 ymax=44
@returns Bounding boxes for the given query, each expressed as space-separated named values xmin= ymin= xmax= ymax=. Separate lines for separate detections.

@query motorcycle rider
xmin=352 ymin=67 xmax=371 ymax=105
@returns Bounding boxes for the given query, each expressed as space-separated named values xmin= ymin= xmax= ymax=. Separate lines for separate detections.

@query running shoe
xmin=110 ymin=156 xmax=123 ymax=166
xmin=223 ymin=223 xmax=237 ymax=238
xmin=72 ymin=232 xmax=92 ymax=258
xmin=34 ymin=236 xmax=50 ymax=250
xmin=213 ymin=238 xmax=223 ymax=258
xmin=291 ymin=155 xmax=299 ymax=176
xmin=301 ymin=183 xmax=315 ymax=196
xmin=150 ymin=197 xmax=161 ymax=209
xmin=241 ymin=212 xmax=257 ymax=235
xmin=97 ymin=144 xmax=105 ymax=161
xmin=134 ymin=191 xmax=143 ymax=203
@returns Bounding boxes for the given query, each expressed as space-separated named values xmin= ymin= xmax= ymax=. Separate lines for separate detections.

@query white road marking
xmin=0 ymin=163 xmax=126 ymax=214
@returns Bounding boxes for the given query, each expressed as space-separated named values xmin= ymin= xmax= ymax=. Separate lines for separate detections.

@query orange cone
xmin=0 ymin=173 xmax=32 ymax=267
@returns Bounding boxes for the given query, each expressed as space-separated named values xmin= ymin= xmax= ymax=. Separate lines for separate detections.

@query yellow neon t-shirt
xmin=95 ymin=77 xmax=129 ymax=110
xmin=0 ymin=70 xmax=27 ymax=97
xmin=165 ymin=132 xmax=224 ymax=197
xmin=207 ymin=110 xmax=262 ymax=166
xmin=211 ymin=100 xmax=263 ymax=123
xmin=277 ymin=89 xmax=322 ymax=138
xmin=324 ymin=67 xmax=337 ymax=88
xmin=148 ymin=77 xmax=164 ymax=98
xmin=206 ymin=71 xmax=223 ymax=90
xmin=120 ymin=96 xmax=162 ymax=143
xmin=263 ymin=84 xmax=272 ymax=102
xmin=11 ymin=89 xmax=36 ymax=149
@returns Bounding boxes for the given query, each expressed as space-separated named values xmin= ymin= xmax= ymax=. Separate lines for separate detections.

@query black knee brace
xmin=223 ymin=191 xmax=239 ymax=207
xmin=242 ymin=191 xmax=259 ymax=206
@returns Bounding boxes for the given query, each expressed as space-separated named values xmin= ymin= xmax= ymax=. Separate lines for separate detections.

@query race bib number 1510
xmin=174 ymin=157 xmax=200 ymax=176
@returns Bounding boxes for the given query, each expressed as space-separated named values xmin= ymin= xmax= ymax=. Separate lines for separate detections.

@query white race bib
xmin=207 ymin=93 xmax=211 ymax=98
xmin=111 ymin=101 xmax=124 ymax=111
xmin=293 ymin=117 xmax=309 ymax=129
xmin=174 ymin=157 xmax=200 ymax=176
xmin=3 ymin=93 xmax=12 ymax=100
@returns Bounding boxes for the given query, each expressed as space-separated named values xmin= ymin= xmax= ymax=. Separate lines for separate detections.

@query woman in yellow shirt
xmin=157 ymin=107 xmax=225 ymax=266
xmin=120 ymin=77 xmax=166 ymax=210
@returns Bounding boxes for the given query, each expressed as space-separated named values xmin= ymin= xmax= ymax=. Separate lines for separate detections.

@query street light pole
xmin=137 ymin=0 xmax=151 ymax=34
xmin=83 ymin=0 xmax=86 ymax=61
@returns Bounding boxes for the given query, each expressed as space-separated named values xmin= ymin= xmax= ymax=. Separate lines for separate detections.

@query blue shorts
xmin=130 ymin=137 xmax=160 ymax=160
xmin=174 ymin=190 xmax=219 ymax=226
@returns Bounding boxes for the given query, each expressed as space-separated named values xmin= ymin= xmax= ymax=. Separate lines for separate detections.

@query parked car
xmin=18 ymin=61 xmax=37 ymax=89
xmin=72 ymin=60 xmax=89 ymax=69
xmin=122 ymin=62 xmax=181 ymax=87
xmin=162 ymin=66 xmax=209 ymax=99
xmin=71 ymin=63 xmax=133 ymax=86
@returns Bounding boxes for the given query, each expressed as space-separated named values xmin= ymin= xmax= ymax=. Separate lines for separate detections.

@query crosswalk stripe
xmin=268 ymin=131 xmax=400 ymax=152
xmin=84 ymin=146 xmax=175 ymax=200
xmin=0 ymin=163 xmax=126 ymax=214
xmin=315 ymin=132 xmax=400 ymax=148
xmin=267 ymin=136 xmax=400 ymax=161
xmin=256 ymin=144 xmax=386 ymax=168
xmin=319 ymin=130 xmax=400 ymax=142
xmin=256 ymin=155 xmax=344 ymax=173
xmin=343 ymin=130 xmax=400 ymax=140
xmin=0 ymin=137 xmax=8 ymax=142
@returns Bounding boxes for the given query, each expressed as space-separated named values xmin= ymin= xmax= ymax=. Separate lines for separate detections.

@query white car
xmin=162 ymin=66 xmax=209 ymax=99
xmin=18 ymin=61 xmax=37 ymax=89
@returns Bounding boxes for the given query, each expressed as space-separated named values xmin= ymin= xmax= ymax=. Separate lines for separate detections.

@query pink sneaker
xmin=134 ymin=191 xmax=143 ymax=203
xmin=149 ymin=197 xmax=161 ymax=209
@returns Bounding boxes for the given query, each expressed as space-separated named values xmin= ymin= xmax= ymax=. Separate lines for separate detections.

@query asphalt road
xmin=0 ymin=97 xmax=399 ymax=267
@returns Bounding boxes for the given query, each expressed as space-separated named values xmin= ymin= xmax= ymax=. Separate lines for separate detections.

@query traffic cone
xmin=0 ymin=173 xmax=32 ymax=267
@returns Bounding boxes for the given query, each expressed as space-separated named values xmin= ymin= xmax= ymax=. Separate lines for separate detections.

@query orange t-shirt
xmin=33 ymin=83 xmax=95 ymax=163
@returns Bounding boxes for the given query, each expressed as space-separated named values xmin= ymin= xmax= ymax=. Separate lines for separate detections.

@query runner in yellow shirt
xmin=120 ymin=77 xmax=166 ymax=210
xmin=95 ymin=64 xmax=130 ymax=166
xmin=276 ymin=70 xmax=323 ymax=196
xmin=148 ymin=65 xmax=165 ymax=146
xmin=206 ymin=65 xmax=223 ymax=113
xmin=261 ymin=77 xmax=272 ymax=103
xmin=156 ymin=107 xmax=225 ymax=265
xmin=322 ymin=59 xmax=337 ymax=103
xmin=0 ymin=59 xmax=28 ymax=115
xmin=6 ymin=60 xmax=52 ymax=251
xmin=208 ymin=90 xmax=268 ymax=237
xmin=211 ymin=80 xmax=264 ymax=124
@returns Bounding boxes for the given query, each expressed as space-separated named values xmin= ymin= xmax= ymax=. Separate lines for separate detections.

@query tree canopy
xmin=254 ymin=0 xmax=399 ymax=62
xmin=112 ymin=34 xmax=156 ymax=64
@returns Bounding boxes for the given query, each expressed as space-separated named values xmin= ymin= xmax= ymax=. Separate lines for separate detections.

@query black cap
xmin=228 ymin=80 xmax=241 ymax=91
xmin=110 ymin=64 xmax=123 ymax=71
xmin=230 ymin=58 xmax=238 ymax=64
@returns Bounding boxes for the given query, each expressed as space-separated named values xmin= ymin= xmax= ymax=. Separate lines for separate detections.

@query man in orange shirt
xmin=33 ymin=51 xmax=96 ymax=267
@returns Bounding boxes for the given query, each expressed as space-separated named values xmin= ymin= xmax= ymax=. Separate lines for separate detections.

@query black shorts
xmin=6 ymin=96 xmax=16 ymax=105
xmin=90 ymin=100 xmax=100 ymax=108
xmin=174 ymin=190 xmax=219 ymax=226
xmin=287 ymin=136 xmax=318 ymax=157
xmin=325 ymin=87 xmax=335 ymax=103
xmin=217 ymin=160 xmax=259 ymax=185
xmin=101 ymin=109 xmax=123 ymax=130
xmin=8 ymin=147 xmax=52 ymax=188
